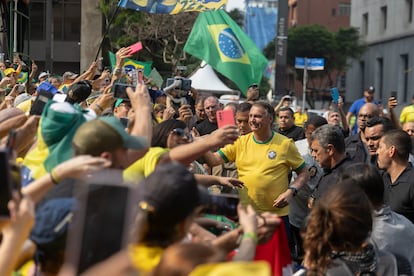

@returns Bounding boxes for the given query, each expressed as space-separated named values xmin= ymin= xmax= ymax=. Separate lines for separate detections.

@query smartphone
xmin=391 ymin=91 xmax=397 ymax=99
xmin=29 ymin=90 xmax=54 ymax=115
xmin=65 ymin=174 xmax=138 ymax=273
xmin=128 ymin=41 xmax=143 ymax=55
xmin=111 ymin=83 xmax=135 ymax=100
xmin=0 ymin=149 xmax=13 ymax=218
xmin=330 ymin=87 xmax=339 ymax=104
xmin=216 ymin=109 xmax=235 ymax=128
xmin=203 ymin=193 xmax=239 ymax=220
xmin=17 ymin=84 xmax=25 ymax=93
xmin=137 ymin=69 xmax=144 ymax=85
xmin=119 ymin=117 xmax=130 ymax=128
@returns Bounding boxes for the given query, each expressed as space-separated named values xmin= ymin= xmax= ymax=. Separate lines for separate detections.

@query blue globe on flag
xmin=218 ymin=28 xmax=245 ymax=59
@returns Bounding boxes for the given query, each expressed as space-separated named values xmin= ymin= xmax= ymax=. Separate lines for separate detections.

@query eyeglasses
xmin=171 ymin=128 xmax=193 ymax=142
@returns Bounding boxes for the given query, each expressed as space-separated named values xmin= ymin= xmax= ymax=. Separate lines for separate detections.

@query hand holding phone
xmin=390 ymin=91 xmax=397 ymax=99
xmin=216 ymin=109 xmax=235 ymax=128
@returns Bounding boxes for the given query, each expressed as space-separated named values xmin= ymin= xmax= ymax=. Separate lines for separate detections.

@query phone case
xmin=128 ymin=41 xmax=143 ymax=55
xmin=330 ymin=87 xmax=339 ymax=103
xmin=216 ymin=109 xmax=235 ymax=128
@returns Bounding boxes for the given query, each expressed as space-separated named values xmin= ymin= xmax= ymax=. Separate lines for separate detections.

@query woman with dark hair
xmin=303 ymin=181 xmax=398 ymax=275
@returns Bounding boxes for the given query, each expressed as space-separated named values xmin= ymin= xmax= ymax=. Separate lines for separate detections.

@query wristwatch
xmin=288 ymin=186 xmax=298 ymax=197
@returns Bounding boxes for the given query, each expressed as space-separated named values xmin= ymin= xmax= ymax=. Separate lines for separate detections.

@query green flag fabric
xmin=184 ymin=10 xmax=268 ymax=95
xmin=108 ymin=51 xmax=153 ymax=77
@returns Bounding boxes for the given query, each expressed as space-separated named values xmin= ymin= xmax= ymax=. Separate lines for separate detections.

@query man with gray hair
xmin=309 ymin=124 xmax=355 ymax=206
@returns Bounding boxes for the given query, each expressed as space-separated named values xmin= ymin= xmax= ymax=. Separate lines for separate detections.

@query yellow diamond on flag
xmin=208 ymin=24 xmax=250 ymax=64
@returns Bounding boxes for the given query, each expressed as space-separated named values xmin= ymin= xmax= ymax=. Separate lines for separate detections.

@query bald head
xmin=358 ymin=103 xmax=379 ymax=131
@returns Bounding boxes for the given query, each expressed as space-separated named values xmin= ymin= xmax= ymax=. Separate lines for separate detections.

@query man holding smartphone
xmin=204 ymin=101 xmax=309 ymax=239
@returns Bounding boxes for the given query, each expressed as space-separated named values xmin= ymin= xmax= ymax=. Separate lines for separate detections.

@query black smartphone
xmin=0 ymin=149 xmax=13 ymax=218
xmin=111 ymin=83 xmax=135 ymax=100
xmin=203 ymin=193 xmax=239 ymax=220
xmin=390 ymin=91 xmax=397 ymax=99
xmin=29 ymin=90 xmax=54 ymax=115
xmin=64 ymin=174 xmax=138 ymax=273
xmin=119 ymin=117 xmax=130 ymax=128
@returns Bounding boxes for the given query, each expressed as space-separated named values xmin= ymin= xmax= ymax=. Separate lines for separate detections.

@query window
xmin=359 ymin=60 xmax=365 ymax=91
xmin=338 ymin=3 xmax=351 ymax=16
xmin=362 ymin=13 xmax=368 ymax=35
xmin=401 ymin=54 xmax=409 ymax=102
xmin=30 ymin=0 xmax=80 ymax=41
xmin=376 ymin=58 xmax=383 ymax=99
xmin=381 ymin=6 xmax=387 ymax=30
xmin=407 ymin=0 xmax=413 ymax=23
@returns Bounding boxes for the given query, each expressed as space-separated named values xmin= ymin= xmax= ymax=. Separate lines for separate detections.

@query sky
xmin=225 ymin=0 xmax=244 ymax=11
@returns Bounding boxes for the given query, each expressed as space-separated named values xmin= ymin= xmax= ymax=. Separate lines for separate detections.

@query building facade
xmin=21 ymin=0 xmax=101 ymax=75
xmin=346 ymin=0 xmax=414 ymax=104
xmin=288 ymin=0 xmax=350 ymax=32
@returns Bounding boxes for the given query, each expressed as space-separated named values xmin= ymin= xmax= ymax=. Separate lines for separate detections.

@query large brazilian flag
xmin=184 ymin=10 xmax=268 ymax=95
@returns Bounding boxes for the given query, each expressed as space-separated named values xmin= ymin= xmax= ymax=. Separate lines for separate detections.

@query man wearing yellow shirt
xmin=400 ymin=95 xmax=414 ymax=124
xmin=204 ymin=101 xmax=309 ymax=235
xmin=293 ymin=106 xmax=307 ymax=128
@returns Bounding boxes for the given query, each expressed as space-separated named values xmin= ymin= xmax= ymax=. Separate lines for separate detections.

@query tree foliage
xmin=263 ymin=25 xmax=366 ymax=74
xmin=98 ymin=0 xmax=198 ymax=75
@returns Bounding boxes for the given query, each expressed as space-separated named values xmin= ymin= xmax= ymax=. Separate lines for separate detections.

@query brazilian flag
xmin=22 ymin=101 xmax=87 ymax=182
xmin=184 ymin=10 xmax=268 ymax=95
xmin=118 ymin=0 xmax=227 ymax=15
xmin=108 ymin=51 xmax=152 ymax=77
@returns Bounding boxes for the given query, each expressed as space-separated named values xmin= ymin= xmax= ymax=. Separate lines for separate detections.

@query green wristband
xmin=242 ymin=232 xmax=258 ymax=244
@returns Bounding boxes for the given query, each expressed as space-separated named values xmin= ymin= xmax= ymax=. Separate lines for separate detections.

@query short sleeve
xmin=218 ymin=142 xmax=237 ymax=163
xmin=286 ymin=139 xmax=306 ymax=171
xmin=348 ymin=101 xmax=358 ymax=115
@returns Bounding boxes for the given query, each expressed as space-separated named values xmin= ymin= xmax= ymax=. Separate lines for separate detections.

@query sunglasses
xmin=171 ymin=128 xmax=193 ymax=142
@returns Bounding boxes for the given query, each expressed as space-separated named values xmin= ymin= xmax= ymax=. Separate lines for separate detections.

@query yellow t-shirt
xmin=294 ymin=112 xmax=307 ymax=128
xmin=218 ymin=132 xmax=305 ymax=215
xmin=123 ymin=147 xmax=169 ymax=182
xmin=400 ymin=105 xmax=414 ymax=123
xmin=129 ymin=244 xmax=164 ymax=275
xmin=16 ymin=99 xmax=32 ymax=113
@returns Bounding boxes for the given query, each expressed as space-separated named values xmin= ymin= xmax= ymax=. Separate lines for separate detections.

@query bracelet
xmin=113 ymin=67 xmax=122 ymax=75
xmin=95 ymin=103 xmax=104 ymax=112
xmin=242 ymin=232 xmax=258 ymax=244
xmin=288 ymin=186 xmax=298 ymax=197
xmin=50 ymin=168 xmax=61 ymax=185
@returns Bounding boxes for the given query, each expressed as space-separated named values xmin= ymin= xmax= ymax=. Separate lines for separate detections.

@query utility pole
xmin=274 ymin=0 xmax=288 ymax=97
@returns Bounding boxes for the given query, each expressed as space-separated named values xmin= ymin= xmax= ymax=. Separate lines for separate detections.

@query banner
xmin=118 ymin=0 xmax=227 ymax=14
xmin=184 ymin=10 xmax=268 ymax=95
xmin=108 ymin=51 xmax=152 ymax=77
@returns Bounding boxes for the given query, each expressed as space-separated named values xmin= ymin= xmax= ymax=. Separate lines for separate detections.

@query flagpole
xmin=94 ymin=4 xmax=121 ymax=61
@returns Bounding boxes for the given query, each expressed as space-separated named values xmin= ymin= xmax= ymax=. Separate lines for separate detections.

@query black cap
xmin=138 ymin=163 xmax=209 ymax=226
xmin=366 ymin=86 xmax=375 ymax=93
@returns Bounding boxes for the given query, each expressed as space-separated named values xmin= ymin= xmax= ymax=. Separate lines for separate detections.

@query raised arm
xmin=169 ymin=126 xmax=238 ymax=165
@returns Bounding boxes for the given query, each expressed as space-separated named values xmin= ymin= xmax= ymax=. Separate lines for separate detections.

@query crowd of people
xmin=0 ymin=48 xmax=414 ymax=276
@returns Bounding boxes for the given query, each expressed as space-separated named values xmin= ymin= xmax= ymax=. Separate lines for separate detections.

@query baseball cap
xmin=138 ymin=163 xmax=209 ymax=226
xmin=72 ymin=116 xmax=148 ymax=156
xmin=39 ymin=72 xmax=50 ymax=79
xmin=114 ymin=98 xmax=131 ymax=108
xmin=4 ymin=68 xmax=15 ymax=76
xmin=63 ymin=71 xmax=78 ymax=80
xmin=366 ymin=86 xmax=375 ymax=93
xmin=30 ymin=198 xmax=75 ymax=251
xmin=66 ymin=80 xmax=92 ymax=104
